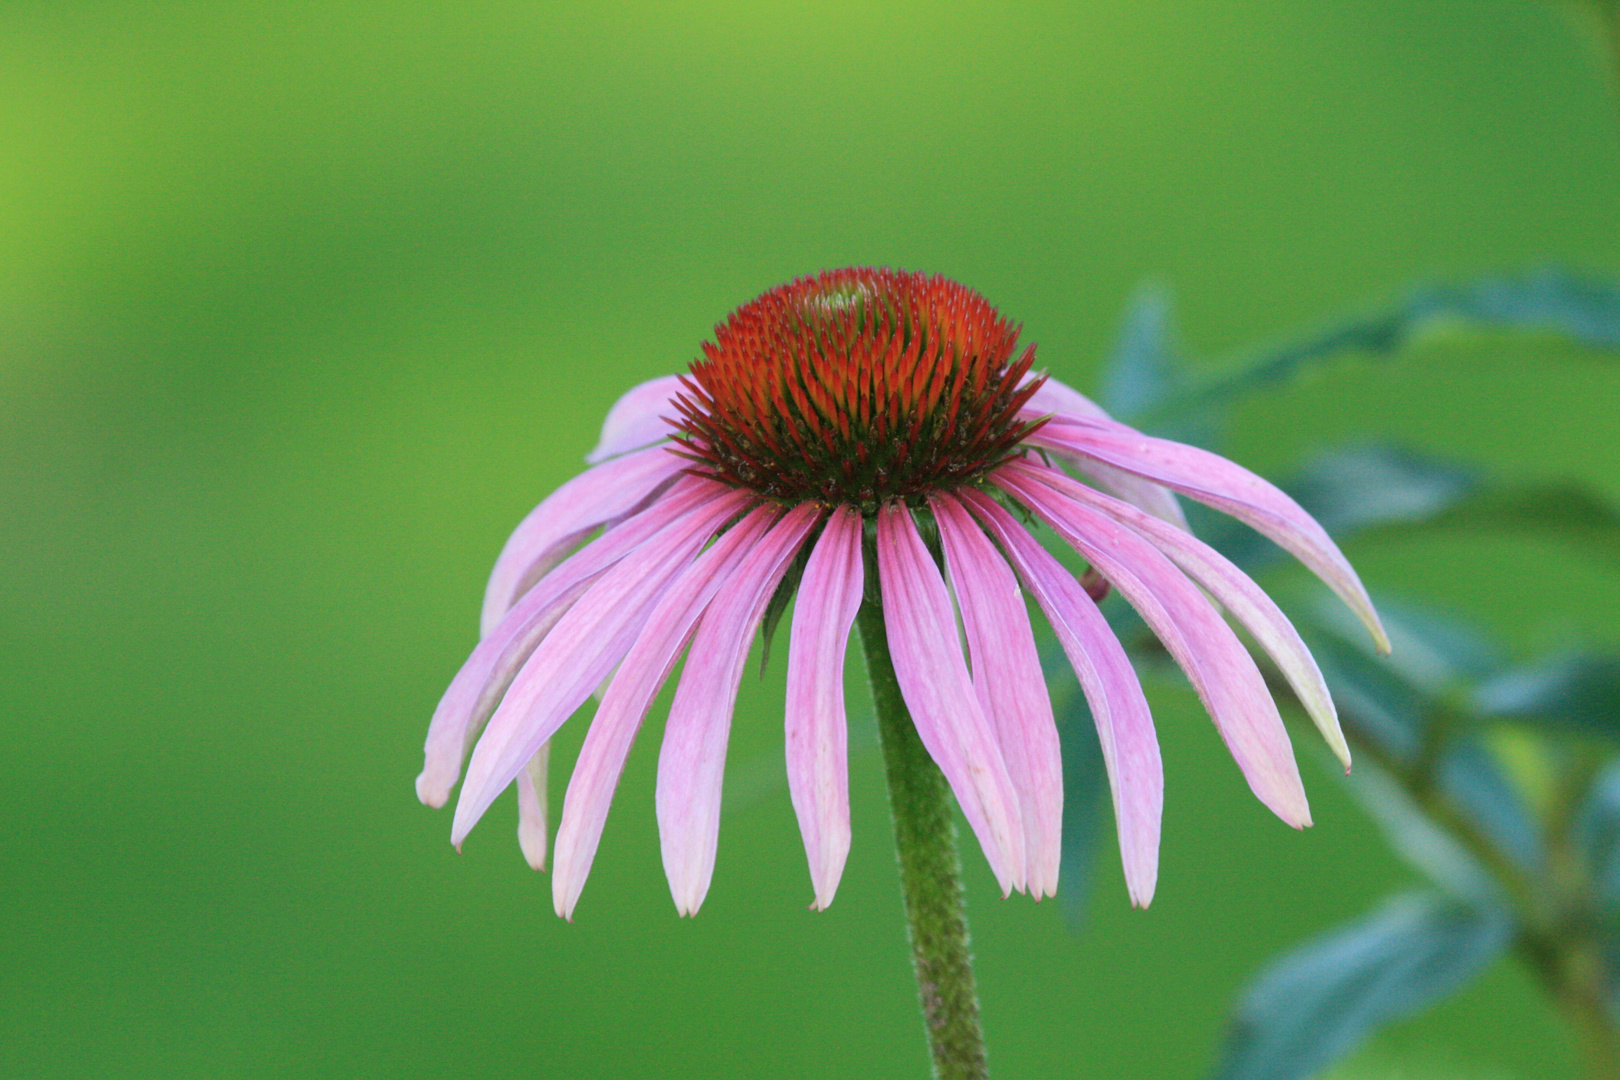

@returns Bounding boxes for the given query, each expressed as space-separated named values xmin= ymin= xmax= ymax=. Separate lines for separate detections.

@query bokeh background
xmin=4 ymin=1 xmax=1619 ymax=1077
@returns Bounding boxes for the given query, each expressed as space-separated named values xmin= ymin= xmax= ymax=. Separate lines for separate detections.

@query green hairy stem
xmin=857 ymin=601 xmax=991 ymax=1080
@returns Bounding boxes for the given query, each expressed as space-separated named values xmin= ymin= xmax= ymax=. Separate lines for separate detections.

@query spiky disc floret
xmin=672 ymin=268 xmax=1047 ymax=511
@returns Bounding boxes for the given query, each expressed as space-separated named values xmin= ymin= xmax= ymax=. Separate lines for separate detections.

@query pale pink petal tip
xmin=876 ymin=503 xmax=1027 ymax=896
xmin=932 ymin=493 xmax=1062 ymax=900
xmin=517 ymin=743 xmax=551 ymax=872
xmin=656 ymin=504 xmax=823 ymax=918
xmin=585 ymin=374 xmax=685 ymax=464
xmin=1036 ymin=464 xmax=1354 ymax=774
xmin=415 ymin=760 xmax=455 ymax=810
xmin=785 ymin=505 xmax=863 ymax=912
xmin=959 ymin=488 xmax=1162 ymax=910
xmin=451 ymin=488 xmax=752 ymax=850
xmin=551 ymin=504 xmax=784 ymax=922
xmin=1030 ymin=414 xmax=1386 ymax=654
xmin=997 ymin=461 xmax=1312 ymax=831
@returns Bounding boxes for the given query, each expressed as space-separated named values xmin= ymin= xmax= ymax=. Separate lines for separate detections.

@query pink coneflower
xmin=417 ymin=267 xmax=1387 ymax=919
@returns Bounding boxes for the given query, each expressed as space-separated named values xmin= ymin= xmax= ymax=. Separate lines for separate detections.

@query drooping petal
xmin=658 ymin=505 xmax=823 ymax=916
xmin=997 ymin=460 xmax=1312 ymax=829
xmin=931 ymin=493 xmax=1063 ymax=898
xmin=516 ymin=743 xmax=551 ymax=871
xmin=875 ymin=502 xmax=1027 ymax=896
xmin=480 ymin=444 xmax=687 ymax=636
xmin=551 ymin=503 xmax=783 ymax=920
xmin=417 ymin=475 xmax=723 ymax=808
xmin=1035 ymin=466 xmax=1351 ymax=771
xmin=959 ymin=488 xmax=1162 ymax=907
xmin=451 ymin=487 xmax=753 ymax=847
xmin=1027 ymin=415 xmax=1389 ymax=653
xmin=1019 ymin=375 xmax=1189 ymax=530
xmin=585 ymin=374 xmax=686 ymax=464
xmin=784 ymin=505 xmax=864 ymax=911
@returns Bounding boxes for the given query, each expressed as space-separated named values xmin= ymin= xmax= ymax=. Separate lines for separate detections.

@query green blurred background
xmin=3 ymin=1 xmax=1618 ymax=1077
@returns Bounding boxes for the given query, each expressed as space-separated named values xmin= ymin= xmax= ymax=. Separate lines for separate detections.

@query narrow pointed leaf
xmin=1099 ymin=280 xmax=1180 ymax=420
xmin=1155 ymin=268 xmax=1620 ymax=424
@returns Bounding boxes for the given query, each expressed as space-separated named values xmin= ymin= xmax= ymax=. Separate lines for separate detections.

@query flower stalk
xmin=858 ymin=599 xmax=991 ymax=1080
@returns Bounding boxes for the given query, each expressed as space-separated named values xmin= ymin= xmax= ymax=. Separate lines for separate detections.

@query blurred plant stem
xmin=858 ymin=602 xmax=991 ymax=1080
xmin=1330 ymin=701 xmax=1619 ymax=1077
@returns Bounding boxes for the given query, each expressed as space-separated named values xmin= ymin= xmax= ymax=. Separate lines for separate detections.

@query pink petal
xmin=960 ymin=489 xmax=1162 ymax=907
xmin=480 ymin=444 xmax=687 ymax=636
xmin=516 ymin=743 xmax=550 ymax=872
xmin=1019 ymin=375 xmax=1189 ymax=530
xmin=1038 ymin=467 xmax=1351 ymax=771
xmin=931 ymin=493 xmax=1063 ymax=899
xmin=784 ymin=505 xmax=864 ymax=911
xmin=875 ymin=502 xmax=1027 ymax=896
xmin=997 ymin=460 xmax=1312 ymax=829
xmin=550 ymin=504 xmax=783 ymax=920
xmin=417 ymin=476 xmax=723 ymax=808
xmin=585 ymin=374 xmax=686 ymax=464
xmin=1021 ymin=373 xmax=1112 ymax=423
xmin=450 ymin=487 xmax=753 ymax=847
xmin=658 ymin=505 xmax=823 ymax=916
xmin=1028 ymin=415 xmax=1389 ymax=653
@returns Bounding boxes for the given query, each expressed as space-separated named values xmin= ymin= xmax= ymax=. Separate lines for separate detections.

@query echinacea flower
xmin=417 ymin=267 xmax=1388 ymax=918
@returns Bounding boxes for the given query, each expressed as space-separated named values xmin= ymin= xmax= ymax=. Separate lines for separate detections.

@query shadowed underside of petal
xmin=876 ymin=502 xmax=1027 ymax=896
xmin=417 ymin=476 xmax=725 ymax=808
xmin=1038 ymin=466 xmax=1351 ymax=771
xmin=1019 ymin=375 xmax=1189 ymax=530
xmin=997 ymin=461 xmax=1312 ymax=830
xmin=480 ymin=444 xmax=687 ymax=637
xmin=959 ymin=489 xmax=1162 ymax=907
xmin=551 ymin=503 xmax=783 ymax=920
xmin=784 ymin=505 xmax=864 ymax=911
xmin=932 ymin=493 xmax=1063 ymax=898
xmin=658 ymin=504 xmax=823 ymax=916
xmin=585 ymin=374 xmax=686 ymax=464
xmin=452 ymin=487 xmax=754 ymax=847
xmin=1028 ymin=416 xmax=1388 ymax=654
xmin=517 ymin=743 xmax=551 ymax=872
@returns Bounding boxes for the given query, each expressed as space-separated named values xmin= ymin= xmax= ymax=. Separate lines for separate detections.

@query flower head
xmin=418 ymin=268 xmax=1388 ymax=918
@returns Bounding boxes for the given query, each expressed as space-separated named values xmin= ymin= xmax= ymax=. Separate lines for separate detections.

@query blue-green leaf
xmin=1576 ymin=763 xmax=1620 ymax=911
xmin=1154 ymin=268 xmax=1620 ymax=422
xmin=1348 ymin=764 xmax=1505 ymax=905
xmin=1294 ymin=594 xmax=1502 ymax=762
xmin=1405 ymin=482 xmax=1620 ymax=565
xmin=1206 ymin=442 xmax=1620 ymax=575
xmin=1210 ymin=890 xmax=1514 ymax=1080
xmin=1199 ymin=443 xmax=1479 ymax=573
xmin=1576 ymin=763 xmax=1620 ymax=907
xmin=1287 ymin=444 xmax=1480 ymax=538
xmin=1438 ymin=741 xmax=1545 ymax=874
xmin=1307 ymin=631 xmax=1428 ymax=763
xmin=1099 ymin=282 xmax=1180 ymax=418
xmin=1475 ymin=653 xmax=1620 ymax=741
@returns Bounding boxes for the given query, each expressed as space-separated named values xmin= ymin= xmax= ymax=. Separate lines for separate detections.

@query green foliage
xmin=1210 ymin=892 xmax=1513 ymax=1080
xmin=1051 ymin=273 xmax=1620 ymax=1078
xmin=1098 ymin=281 xmax=1178 ymax=418
xmin=1476 ymin=654 xmax=1620 ymax=742
xmin=1197 ymin=443 xmax=1620 ymax=578
xmin=1576 ymin=764 xmax=1620 ymax=911
xmin=1139 ymin=269 xmax=1620 ymax=427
